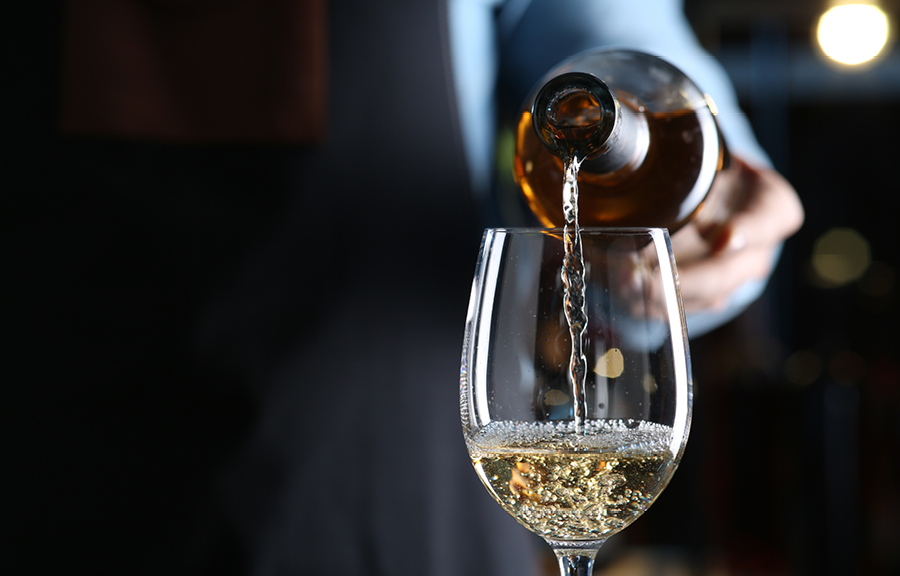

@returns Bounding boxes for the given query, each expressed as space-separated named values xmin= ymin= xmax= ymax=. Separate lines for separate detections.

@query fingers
xmin=695 ymin=157 xmax=804 ymax=256
xmin=670 ymin=155 xmax=803 ymax=312
xmin=725 ymin=162 xmax=804 ymax=250
xmin=677 ymin=244 xmax=778 ymax=313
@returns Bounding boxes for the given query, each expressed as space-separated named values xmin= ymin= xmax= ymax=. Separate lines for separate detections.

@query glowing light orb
xmin=811 ymin=228 xmax=870 ymax=286
xmin=817 ymin=4 xmax=890 ymax=65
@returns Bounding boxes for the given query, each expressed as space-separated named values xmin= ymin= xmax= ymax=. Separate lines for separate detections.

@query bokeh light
xmin=810 ymin=227 xmax=871 ymax=287
xmin=784 ymin=349 xmax=824 ymax=386
xmin=817 ymin=4 xmax=891 ymax=65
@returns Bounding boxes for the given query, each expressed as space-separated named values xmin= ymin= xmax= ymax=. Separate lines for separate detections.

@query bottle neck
xmin=580 ymin=97 xmax=649 ymax=174
xmin=532 ymin=72 xmax=647 ymax=173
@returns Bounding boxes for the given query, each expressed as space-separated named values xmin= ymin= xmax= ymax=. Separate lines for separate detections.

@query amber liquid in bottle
xmin=515 ymin=93 xmax=726 ymax=230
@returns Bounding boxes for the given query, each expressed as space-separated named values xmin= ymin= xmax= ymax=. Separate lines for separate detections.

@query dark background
xmin=6 ymin=1 xmax=899 ymax=575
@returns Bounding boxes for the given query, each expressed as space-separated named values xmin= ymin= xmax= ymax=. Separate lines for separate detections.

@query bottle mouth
xmin=532 ymin=72 xmax=618 ymax=161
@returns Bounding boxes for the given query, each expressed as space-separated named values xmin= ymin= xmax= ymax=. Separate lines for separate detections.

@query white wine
xmin=468 ymin=420 xmax=676 ymax=541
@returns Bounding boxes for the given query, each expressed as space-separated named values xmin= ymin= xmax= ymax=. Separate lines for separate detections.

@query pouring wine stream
xmin=561 ymin=155 xmax=588 ymax=434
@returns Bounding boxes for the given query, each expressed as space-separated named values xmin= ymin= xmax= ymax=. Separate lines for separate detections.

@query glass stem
xmin=549 ymin=540 xmax=604 ymax=576
xmin=555 ymin=553 xmax=596 ymax=576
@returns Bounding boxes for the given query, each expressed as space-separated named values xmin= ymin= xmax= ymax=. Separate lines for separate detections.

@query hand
xmin=670 ymin=156 xmax=804 ymax=313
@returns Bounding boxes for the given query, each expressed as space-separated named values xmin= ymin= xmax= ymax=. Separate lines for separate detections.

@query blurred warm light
xmin=784 ymin=349 xmax=823 ymax=386
xmin=817 ymin=4 xmax=890 ymax=65
xmin=594 ymin=348 xmax=624 ymax=378
xmin=811 ymin=227 xmax=871 ymax=287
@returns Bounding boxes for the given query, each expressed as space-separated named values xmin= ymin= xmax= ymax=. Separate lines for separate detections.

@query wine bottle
xmin=515 ymin=49 xmax=728 ymax=230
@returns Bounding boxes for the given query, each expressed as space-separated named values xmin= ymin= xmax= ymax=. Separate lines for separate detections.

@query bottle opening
xmin=547 ymin=90 xmax=604 ymax=142
xmin=532 ymin=72 xmax=617 ymax=161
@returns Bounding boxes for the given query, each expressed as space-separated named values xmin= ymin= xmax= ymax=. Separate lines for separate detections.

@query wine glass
xmin=460 ymin=227 xmax=692 ymax=575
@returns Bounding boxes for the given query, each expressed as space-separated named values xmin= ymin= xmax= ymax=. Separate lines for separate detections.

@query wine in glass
xmin=460 ymin=227 xmax=692 ymax=575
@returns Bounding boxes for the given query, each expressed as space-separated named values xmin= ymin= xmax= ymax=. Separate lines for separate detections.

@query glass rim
xmin=483 ymin=226 xmax=670 ymax=235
